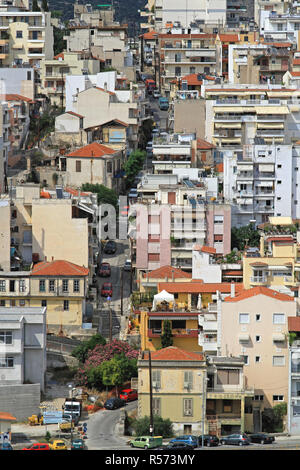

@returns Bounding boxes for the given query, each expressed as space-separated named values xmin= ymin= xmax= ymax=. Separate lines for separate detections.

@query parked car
xmin=152 ymin=128 xmax=160 ymax=138
xmin=128 ymin=188 xmax=138 ymax=199
xmin=22 ymin=443 xmax=51 ymax=450
xmin=104 ymin=240 xmax=117 ymax=254
xmin=123 ymin=259 xmax=131 ymax=272
xmin=153 ymin=89 xmax=161 ymax=99
xmin=168 ymin=435 xmax=198 ymax=448
xmin=50 ymin=440 xmax=68 ymax=450
xmin=71 ymin=438 xmax=86 ymax=450
xmin=119 ymin=388 xmax=138 ymax=402
xmin=101 ymin=282 xmax=113 ymax=297
xmin=130 ymin=436 xmax=163 ymax=449
xmin=104 ymin=397 xmax=126 ymax=410
xmin=98 ymin=262 xmax=111 ymax=277
xmin=146 ymin=141 xmax=153 ymax=154
xmin=157 ymin=442 xmax=195 ymax=450
xmin=120 ymin=204 xmax=130 ymax=216
xmin=201 ymin=435 xmax=220 ymax=447
xmin=248 ymin=433 xmax=275 ymax=444
xmin=0 ymin=442 xmax=13 ymax=450
xmin=220 ymin=433 xmax=250 ymax=446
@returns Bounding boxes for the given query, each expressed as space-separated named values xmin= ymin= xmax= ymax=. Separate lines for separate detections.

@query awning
xmin=215 ymin=122 xmax=241 ymax=128
xmin=255 ymin=106 xmax=289 ymax=114
xmin=152 ymin=290 xmax=175 ymax=311
xmin=12 ymin=43 xmax=23 ymax=49
xmin=257 ymin=123 xmax=284 ymax=129
xmin=239 ymin=333 xmax=250 ymax=342
xmin=259 ymin=164 xmax=275 ymax=172
xmin=273 ymin=333 xmax=285 ymax=342
xmin=237 ymin=164 xmax=253 ymax=170
xmin=214 ymin=106 xmax=254 ymax=113
xmin=256 ymin=181 xmax=273 ymax=187
xmin=267 ymin=265 xmax=290 ymax=270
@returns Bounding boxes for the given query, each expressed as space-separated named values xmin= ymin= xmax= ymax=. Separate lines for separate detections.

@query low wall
xmin=0 ymin=384 xmax=41 ymax=421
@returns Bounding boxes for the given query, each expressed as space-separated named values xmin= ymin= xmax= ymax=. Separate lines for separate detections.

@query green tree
xmin=132 ymin=415 xmax=173 ymax=438
xmin=160 ymin=320 xmax=173 ymax=348
xmin=53 ymin=26 xmax=66 ymax=56
xmin=262 ymin=403 xmax=287 ymax=432
xmin=124 ymin=150 xmax=146 ymax=187
xmin=71 ymin=334 xmax=106 ymax=363
xmin=41 ymin=0 xmax=48 ymax=11
xmin=231 ymin=224 xmax=260 ymax=251
xmin=100 ymin=353 xmax=138 ymax=394
xmin=32 ymin=0 xmax=40 ymax=11
xmin=81 ymin=183 xmax=118 ymax=208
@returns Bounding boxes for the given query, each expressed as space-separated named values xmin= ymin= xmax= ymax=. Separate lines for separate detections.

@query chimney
xmin=171 ymin=269 xmax=174 ymax=282
xmin=230 ymin=281 xmax=235 ymax=298
xmin=52 ymin=256 xmax=54 ymax=261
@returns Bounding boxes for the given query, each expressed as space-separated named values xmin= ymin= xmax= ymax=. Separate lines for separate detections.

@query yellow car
xmin=50 ymin=440 xmax=68 ymax=450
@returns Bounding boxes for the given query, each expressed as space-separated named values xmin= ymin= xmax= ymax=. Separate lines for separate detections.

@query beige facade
xmin=0 ymin=196 xmax=10 ymax=271
xmin=221 ymin=289 xmax=297 ymax=413
xmin=173 ymin=99 xmax=206 ymax=138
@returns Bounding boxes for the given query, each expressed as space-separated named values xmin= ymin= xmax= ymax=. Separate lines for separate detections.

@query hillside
xmin=49 ymin=0 xmax=146 ymax=34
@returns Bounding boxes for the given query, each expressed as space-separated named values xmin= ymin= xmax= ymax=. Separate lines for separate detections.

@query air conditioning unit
xmin=184 ymin=382 xmax=191 ymax=389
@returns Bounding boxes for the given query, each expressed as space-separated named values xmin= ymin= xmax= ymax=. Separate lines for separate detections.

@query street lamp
xmin=198 ymin=371 xmax=209 ymax=448
xmin=68 ymin=384 xmax=76 ymax=448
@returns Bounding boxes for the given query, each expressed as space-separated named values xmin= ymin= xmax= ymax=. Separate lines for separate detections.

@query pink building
xmin=206 ymin=203 xmax=231 ymax=255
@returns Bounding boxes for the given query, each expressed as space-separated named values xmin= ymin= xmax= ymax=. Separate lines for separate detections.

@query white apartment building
xmin=223 ymin=143 xmax=300 ymax=227
xmin=259 ymin=9 xmax=300 ymax=46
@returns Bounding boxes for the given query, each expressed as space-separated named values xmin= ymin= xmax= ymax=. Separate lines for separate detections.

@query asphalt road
xmin=85 ymin=401 xmax=138 ymax=450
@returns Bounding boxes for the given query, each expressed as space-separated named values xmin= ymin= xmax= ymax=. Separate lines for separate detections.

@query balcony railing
xmin=250 ymin=276 xmax=267 ymax=283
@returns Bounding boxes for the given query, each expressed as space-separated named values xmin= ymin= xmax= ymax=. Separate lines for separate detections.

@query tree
xmin=53 ymin=26 xmax=66 ymax=56
xmin=132 ymin=415 xmax=174 ymax=438
xmin=160 ymin=320 xmax=173 ymax=348
xmin=124 ymin=150 xmax=146 ymax=187
xmin=231 ymin=224 xmax=260 ymax=251
xmin=81 ymin=183 xmax=118 ymax=209
xmin=262 ymin=403 xmax=287 ymax=432
xmin=100 ymin=353 xmax=138 ymax=394
xmin=71 ymin=334 xmax=106 ymax=363
xmin=32 ymin=0 xmax=40 ymax=11
xmin=41 ymin=0 xmax=48 ymax=11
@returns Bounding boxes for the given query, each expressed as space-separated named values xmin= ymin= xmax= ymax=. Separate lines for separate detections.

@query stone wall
xmin=0 ymin=384 xmax=41 ymax=421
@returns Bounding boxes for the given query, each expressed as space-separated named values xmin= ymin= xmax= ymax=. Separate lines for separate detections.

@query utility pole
xmin=108 ymin=297 xmax=112 ymax=342
xmin=148 ymin=349 xmax=154 ymax=436
xmin=120 ymin=266 xmax=123 ymax=315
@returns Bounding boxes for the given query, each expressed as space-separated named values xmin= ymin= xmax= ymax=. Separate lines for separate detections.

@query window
xmin=16 ymin=30 xmax=23 ymax=38
xmin=152 ymin=397 xmax=161 ymax=415
xmin=273 ymin=356 xmax=285 ymax=366
xmin=39 ymin=280 xmax=46 ymax=292
xmin=0 ymin=331 xmax=12 ymax=345
xmin=273 ymin=313 xmax=285 ymax=324
xmin=76 ymin=160 xmax=81 ymax=173
xmin=41 ymin=300 xmax=47 ymax=307
xmin=255 ymin=356 xmax=261 ymax=363
xmin=273 ymin=395 xmax=284 ymax=401
xmin=0 ymin=300 xmax=5 ymax=307
xmin=0 ymin=280 xmax=5 ymax=292
xmin=183 ymin=398 xmax=193 ymax=417
xmin=49 ymin=280 xmax=55 ymax=292
xmin=9 ymin=280 xmax=15 ymax=293
xmin=63 ymin=300 xmax=69 ymax=311
xmin=184 ymin=371 xmax=193 ymax=390
xmin=27 ymin=71 xmax=31 ymax=80
xmin=175 ymin=66 xmax=181 ymax=76
xmin=19 ymin=300 xmax=25 ymax=306
xmin=255 ymin=335 xmax=261 ymax=342
xmin=214 ymin=215 xmax=224 ymax=224
xmin=253 ymin=395 xmax=264 ymax=401
xmin=239 ymin=313 xmax=249 ymax=324
xmin=217 ymin=369 xmax=239 ymax=385
xmin=106 ymin=162 xmax=112 ymax=173
xmin=152 ymin=370 xmax=161 ymax=389
xmin=242 ymin=355 xmax=249 ymax=365
xmin=73 ymin=280 xmax=80 ymax=293
xmin=0 ymin=356 xmax=14 ymax=368
xmin=63 ymin=280 xmax=69 ymax=292
xmin=223 ymin=400 xmax=232 ymax=413
xmin=172 ymin=320 xmax=186 ymax=329
xmin=19 ymin=280 xmax=26 ymax=293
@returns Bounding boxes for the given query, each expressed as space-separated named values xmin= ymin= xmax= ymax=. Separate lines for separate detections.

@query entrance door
xmin=253 ymin=408 xmax=261 ymax=432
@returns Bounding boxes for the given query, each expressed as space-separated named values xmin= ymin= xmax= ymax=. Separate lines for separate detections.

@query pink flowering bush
xmin=74 ymin=339 xmax=139 ymax=389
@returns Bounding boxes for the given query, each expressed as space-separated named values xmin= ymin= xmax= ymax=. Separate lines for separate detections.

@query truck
xmin=158 ymin=97 xmax=169 ymax=110
xmin=62 ymin=399 xmax=82 ymax=421
xmin=145 ymin=79 xmax=156 ymax=94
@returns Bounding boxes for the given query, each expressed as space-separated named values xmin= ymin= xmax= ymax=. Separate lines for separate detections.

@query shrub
xmin=132 ymin=415 xmax=174 ymax=438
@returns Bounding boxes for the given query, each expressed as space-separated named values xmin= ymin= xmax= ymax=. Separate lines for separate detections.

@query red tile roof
xmin=143 ymin=30 xmax=159 ymax=40
xmin=219 ymin=33 xmax=239 ymax=42
xmin=4 ymin=94 xmax=32 ymax=102
xmin=66 ymin=142 xmax=117 ymax=158
xmin=288 ymin=316 xmax=300 ymax=332
xmin=66 ymin=111 xmax=84 ymax=119
xmin=95 ymin=86 xmax=115 ymax=96
xmin=180 ymin=73 xmax=203 ymax=86
xmin=158 ymin=281 xmax=244 ymax=294
xmin=216 ymin=163 xmax=224 ymax=173
xmin=197 ymin=138 xmax=216 ymax=150
xmin=160 ymin=33 xmax=215 ymax=39
xmin=31 ymin=260 xmax=89 ymax=277
xmin=143 ymin=265 xmax=192 ymax=279
xmin=142 ymin=346 xmax=203 ymax=362
xmin=291 ymin=72 xmax=300 ymax=77
xmin=40 ymin=190 xmax=51 ymax=199
xmin=0 ymin=412 xmax=16 ymax=421
xmin=193 ymin=245 xmax=216 ymax=254
xmin=293 ymin=58 xmax=300 ymax=65
xmin=54 ymin=52 xmax=64 ymax=60
xmin=64 ymin=187 xmax=90 ymax=196
xmin=266 ymin=236 xmax=294 ymax=243
xmin=222 ymin=270 xmax=243 ymax=276
xmin=224 ymin=286 xmax=294 ymax=302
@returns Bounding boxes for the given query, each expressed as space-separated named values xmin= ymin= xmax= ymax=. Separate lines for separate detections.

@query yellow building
xmin=137 ymin=347 xmax=254 ymax=436
xmin=243 ymin=232 xmax=300 ymax=290
xmin=0 ymin=259 xmax=89 ymax=334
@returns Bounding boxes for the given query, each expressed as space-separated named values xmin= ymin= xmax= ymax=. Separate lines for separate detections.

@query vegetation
xmin=100 ymin=353 xmax=138 ymax=394
xmin=32 ymin=0 xmax=40 ymax=11
xmin=132 ymin=415 xmax=174 ymax=438
xmin=231 ymin=224 xmax=260 ymax=251
xmin=71 ymin=334 xmax=106 ymax=363
xmin=161 ymin=320 xmax=173 ymax=348
xmin=124 ymin=149 xmax=146 ymax=187
xmin=27 ymin=107 xmax=60 ymax=149
xmin=53 ymin=26 xmax=66 ymax=56
xmin=262 ymin=403 xmax=287 ymax=433
xmin=81 ymin=183 xmax=118 ymax=209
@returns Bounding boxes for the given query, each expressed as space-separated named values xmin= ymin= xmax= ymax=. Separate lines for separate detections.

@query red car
xmin=101 ymin=282 xmax=113 ymax=297
xmin=22 ymin=443 xmax=51 ymax=450
xmin=98 ymin=262 xmax=111 ymax=277
xmin=120 ymin=205 xmax=129 ymax=216
xmin=119 ymin=389 xmax=138 ymax=402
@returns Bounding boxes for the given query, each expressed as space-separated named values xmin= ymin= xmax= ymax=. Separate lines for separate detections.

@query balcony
xmin=250 ymin=276 xmax=267 ymax=284
xmin=148 ymin=328 xmax=198 ymax=338
xmin=198 ymin=334 xmax=218 ymax=351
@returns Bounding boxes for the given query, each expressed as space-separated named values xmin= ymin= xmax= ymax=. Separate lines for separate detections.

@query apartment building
xmin=203 ymin=84 xmax=300 ymax=147
xmin=226 ymin=0 xmax=255 ymax=30
xmin=221 ymin=286 xmax=297 ymax=430
xmin=158 ymin=32 xmax=219 ymax=95
xmin=0 ymin=67 xmax=35 ymax=101
xmin=0 ymin=195 xmax=10 ymax=271
xmin=259 ymin=9 xmax=300 ymax=46
xmin=138 ymin=347 xmax=207 ymax=435
xmin=139 ymin=0 xmax=155 ymax=31
xmin=0 ymin=9 xmax=53 ymax=68
xmin=151 ymin=133 xmax=194 ymax=174
xmin=287 ymin=317 xmax=300 ymax=435
xmin=40 ymin=52 xmax=102 ymax=107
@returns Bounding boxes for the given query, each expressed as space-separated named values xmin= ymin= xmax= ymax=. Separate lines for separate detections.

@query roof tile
xmin=142 ymin=346 xmax=203 ymax=361
xmin=224 ymin=286 xmax=294 ymax=302
xmin=31 ymin=260 xmax=89 ymax=277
